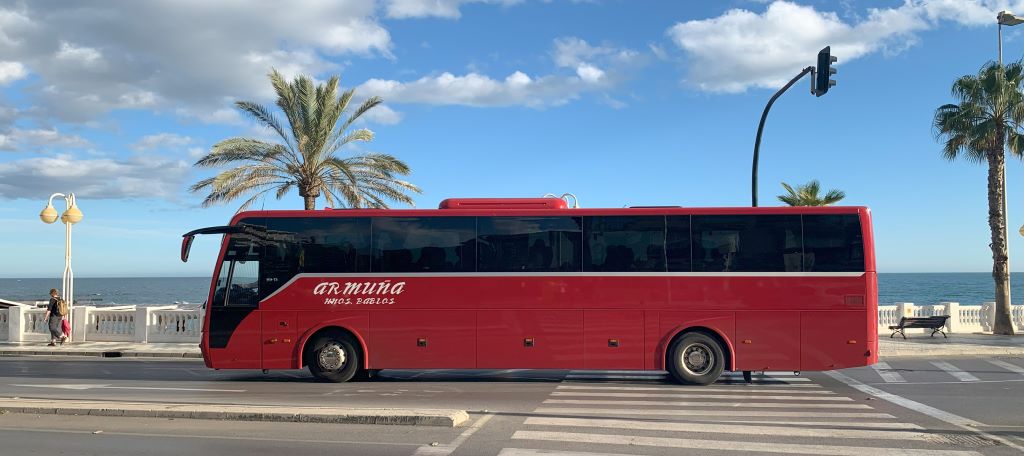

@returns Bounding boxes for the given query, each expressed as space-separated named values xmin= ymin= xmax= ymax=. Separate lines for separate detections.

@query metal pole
xmin=752 ymin=66 xmax=815 ymax=207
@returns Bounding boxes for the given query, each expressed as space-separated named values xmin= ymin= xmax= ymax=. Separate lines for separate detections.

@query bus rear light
xmin=524 ymin=338 xmax=535 ymax=347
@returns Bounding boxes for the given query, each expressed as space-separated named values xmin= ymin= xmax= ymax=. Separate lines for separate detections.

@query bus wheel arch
xmin=300 ymin=326 xmax=367 ymax=383
xmin=665 ymin=327 xmax=732 ymax=385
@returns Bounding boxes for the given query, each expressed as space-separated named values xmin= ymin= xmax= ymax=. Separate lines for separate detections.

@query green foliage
xmin=933 ymin=61 xmax=1024 ymax=164
xmin=777 ymin=180 xmax=845 ymax=206
xmin=191 ymin=69 xmax=420 ymax=211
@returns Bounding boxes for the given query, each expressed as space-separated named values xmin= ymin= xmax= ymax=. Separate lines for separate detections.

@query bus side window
xmin=212 ymin=235 xmax=261 ymax=307
xmin=691 ymin=215 xmax=801 ymax=272
xmin=802 ymin=215 xmax=864 ymax=272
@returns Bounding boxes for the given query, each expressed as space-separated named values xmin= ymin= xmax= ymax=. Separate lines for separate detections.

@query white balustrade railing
xmin=87 ymin=310 xmax=136 ymax=342
xmin=2 ymin=302 xmax=1024 ymax=343
xmin=0 ymin=309 xmax=7 ymax=340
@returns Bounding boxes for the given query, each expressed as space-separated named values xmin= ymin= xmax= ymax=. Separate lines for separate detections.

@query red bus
xmin=181 ymin=198 xmax=877 ymax=385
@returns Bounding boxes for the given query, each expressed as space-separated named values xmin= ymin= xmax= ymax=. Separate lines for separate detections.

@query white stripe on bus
xmin=261 ymin=271 xmax=866 ymax=301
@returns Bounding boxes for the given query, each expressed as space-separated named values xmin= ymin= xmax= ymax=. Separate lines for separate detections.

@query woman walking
xmin=43 ymin=288 xmax=66 ymax=346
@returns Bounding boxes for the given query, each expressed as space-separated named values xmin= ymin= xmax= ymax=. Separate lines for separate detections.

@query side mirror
xmin=181 ymin=235 xmax=195 ymax=263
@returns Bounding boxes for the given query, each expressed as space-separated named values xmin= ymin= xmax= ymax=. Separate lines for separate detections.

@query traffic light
xmin=814 ymin=46 xmax=837 ymax=97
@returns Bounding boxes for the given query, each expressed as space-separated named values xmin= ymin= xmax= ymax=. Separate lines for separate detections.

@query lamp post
xmin=39 ymin=193 xmax=83 ymax=340
xmin=998 ymin=11 xmax=1024 ymax=65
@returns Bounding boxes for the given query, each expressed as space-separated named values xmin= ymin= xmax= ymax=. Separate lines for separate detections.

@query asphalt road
xmin=0 ymin=355 xmax=1022 ymax=455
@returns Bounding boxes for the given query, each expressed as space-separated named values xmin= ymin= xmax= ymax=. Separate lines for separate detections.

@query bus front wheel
xmin=306 ymin=333 xmax=361 ymax=383
xmin=667 ymin=332 xmax=725 ymax=385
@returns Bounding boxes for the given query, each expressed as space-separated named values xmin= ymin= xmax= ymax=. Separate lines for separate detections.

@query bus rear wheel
xmin=306 ymin=333 xmax=361 ymax=383
xmin=667 ymin=332 xmax=725 ymax=385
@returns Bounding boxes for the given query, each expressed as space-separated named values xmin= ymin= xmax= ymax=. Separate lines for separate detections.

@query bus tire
xmin=667 ymin=332 xmax=725 ymax=385
xmin=306 ymin=333 xmax=361 ymax=383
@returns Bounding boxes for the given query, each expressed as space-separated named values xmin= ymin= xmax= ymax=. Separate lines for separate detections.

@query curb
xmin=0 ymin=398 xmax=469 ymax=427
xmin=0 ymin=351 xmax=201 ymax=359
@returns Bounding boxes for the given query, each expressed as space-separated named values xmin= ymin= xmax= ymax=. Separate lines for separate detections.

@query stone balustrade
xmin=3 ymin=302 xmax=1024 ymax=343
xmin=2 ymin=305 xmax=203 ymax=343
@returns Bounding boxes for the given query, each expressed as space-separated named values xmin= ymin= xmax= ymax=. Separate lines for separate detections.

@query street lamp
xmin=998 ymin=11 xmax=1024 ymax=65
xmin=39 ymin=193 xmax=83 ymax=341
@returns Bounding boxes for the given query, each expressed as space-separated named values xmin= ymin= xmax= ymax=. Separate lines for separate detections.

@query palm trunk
xmin=303 ymin=195 xmax=316 ymax=210
xmin=988 ymin=144 xmax=1015 ymax=335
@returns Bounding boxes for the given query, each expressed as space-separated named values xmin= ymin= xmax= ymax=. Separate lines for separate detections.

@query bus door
xmin=206 ymin=234 xmax=262 ymax=368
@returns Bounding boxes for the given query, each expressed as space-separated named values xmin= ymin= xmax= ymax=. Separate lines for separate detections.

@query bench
xmin=888 ymin=316 xmax=949 ymax=339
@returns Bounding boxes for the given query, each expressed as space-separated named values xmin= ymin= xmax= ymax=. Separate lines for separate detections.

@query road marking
xmin=871 ymin=362 xmax=906 ymax=383
xmin=0 ymin=426 xmax=422 ymax=446
xmin=533 ymin=407 xmax=897 ymax=419
xmin=543 ymin=399 xmax=872 ymax=409
xmin=988 ymin=359 xmax=1024 ymax=375
xmin=10 ymin=383 xmax=245 ymax=393
xmin=555 ymin=384 xmax=834 ymax=394
xmin=930 ymin=361 xmax=980 ymax=382
xmin=413 ymin=414 xmax=493 ymax=456
xmin=825 ymin=370 xmax=1024 ymax=452
xmin=523 ymin=417 xmax=928 ymax=440
xmin=549 ymin=391 xmax=852 ymax=401
xmin=511 ymin=431 xmax=983 ymax=456
xmin=498 ymin=449 xmax=639 ymax=456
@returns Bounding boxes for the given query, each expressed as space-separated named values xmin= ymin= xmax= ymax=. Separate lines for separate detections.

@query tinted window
xmin=802 ymin=214 xmax=864 ymax=272
xmin=215 ymin=231 xmax=262 ymax=307
xmin=584 ymin=216 xmax=665 ymax=272
xmin=691 ymin=215 xmax=802 ymax=272
xmin=372 ymin=217 xmax=476 ymax=272
xmin=478 ymin=217 xmax=582 ymax=272
xmin=262 ymin=218 xmax=370 ymax=296
xmin=666 ymin=216 xmax=692 ymax=272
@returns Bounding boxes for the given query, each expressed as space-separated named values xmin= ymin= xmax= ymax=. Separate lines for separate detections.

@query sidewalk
xmin=0 ymin=341 xmax=200 ymax=358
xmin=879 ymin=333 xmax=1024 ymax=358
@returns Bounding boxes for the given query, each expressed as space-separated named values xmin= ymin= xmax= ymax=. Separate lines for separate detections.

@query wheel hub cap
xmin=682 ymin=343 xmax=713 ymax=376
xmin=318 ymin=343 xmax=346 ymax=371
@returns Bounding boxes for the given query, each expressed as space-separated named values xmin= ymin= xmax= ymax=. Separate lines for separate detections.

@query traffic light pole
xmin=751 ymin=66 xmax=815 ymax=207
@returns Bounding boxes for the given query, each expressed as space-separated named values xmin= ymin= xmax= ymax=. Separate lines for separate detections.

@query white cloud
xmin=55 ymin=41 xmax=104 ymax=67
xmin=384 ymin=0 xmax=522 ymax=19
xmin=0 ymin=127 xmax=90 ymax=151
xmin=0 ymin=1 xmax=391 ymax=122
xmin=358 ymin=37 xmax=641 ymax=109
xmin=0 ymin=60 xmax=27 ymax=85
xmin=0 ymin=154 xmax=190 ymax=199
xmin=130 ymin=133 xmax=193 ymax=151
xmin=359 ymin=71 xmax=592 ymax=108
xmin=667 ymin=0 xmax=1024 ymax=93
xmin=361 ymin=104 xmax=403 ymax=125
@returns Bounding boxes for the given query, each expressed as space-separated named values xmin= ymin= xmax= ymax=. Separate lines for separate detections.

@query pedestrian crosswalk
xmin=869 ymin=358 xmax=1024 ymax=383
xmin=496 ymin=369 xmax=989 ymax=456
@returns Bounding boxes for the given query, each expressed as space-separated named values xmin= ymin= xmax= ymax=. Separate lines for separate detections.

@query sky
xmin=2 ymin=0 xmax=1024 ymax=277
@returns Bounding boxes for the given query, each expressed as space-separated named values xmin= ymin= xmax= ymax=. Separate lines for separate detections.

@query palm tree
xmin=777 ymin=180 xmax=845 ymax=206
xmin=933 ymin=61 xmax=1024 ymax=336
xmin=191 ymin=69 xmax=420 ymax=211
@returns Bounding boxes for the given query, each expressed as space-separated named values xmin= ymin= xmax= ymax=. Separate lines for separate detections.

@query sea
xmin=1 ymin=273 xmax=1023 ymax=307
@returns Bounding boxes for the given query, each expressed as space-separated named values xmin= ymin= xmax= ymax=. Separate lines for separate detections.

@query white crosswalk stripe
xmin=498 ymin=373 xmax=974 ymax=456
xmin=509 ymin=431 xmax=984 ymax=456
xmin=533 ymin=407 xmax=898 ymax=419
xmin=872 ymin=361 xmax=907 ymax=383
xmin=930 ymin=361 xmax=980 ymax=382
xmin=549 ymin=391 xmax=853 ymax=401
xmin=564 ymin=370 xmax=813 ymax=384
xmin=988 ymin=359 xmax=1024 ymax=375
xmin=544 ymin=398 xmax=873 ymax=409
xmin=555 ymin=384 xmax=834 ymax=394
